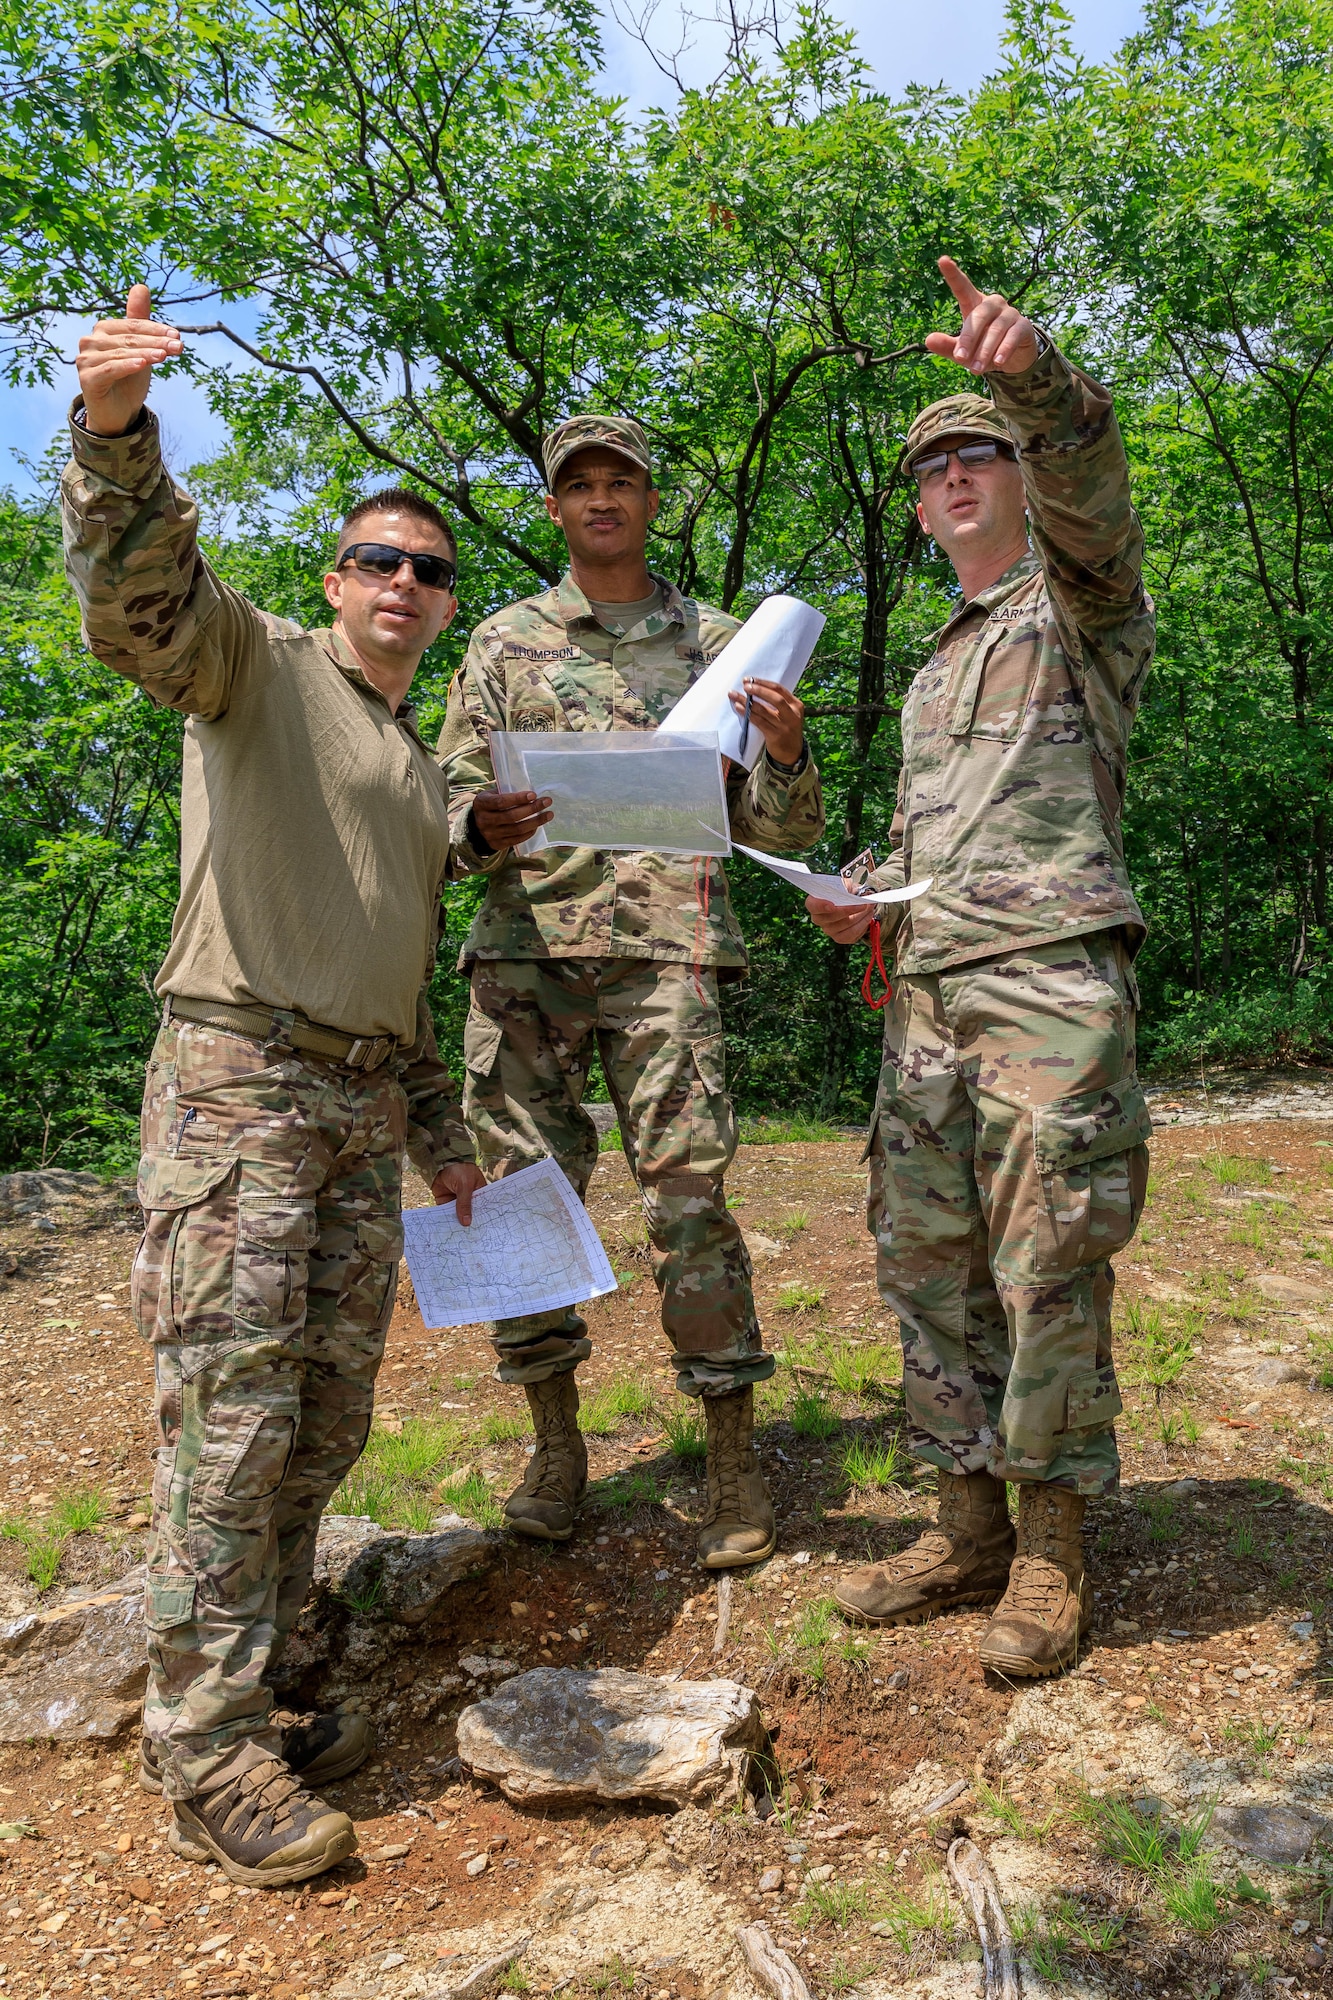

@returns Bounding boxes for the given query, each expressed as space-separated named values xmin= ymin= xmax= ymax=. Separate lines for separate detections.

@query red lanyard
xmin=861 ymin=917 xmax=892 ymax=1010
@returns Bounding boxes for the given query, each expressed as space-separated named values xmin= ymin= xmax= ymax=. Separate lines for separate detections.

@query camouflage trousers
xmin=869 ymin=932 xmax=1151 ymax=1497
xmin=462 ymin=956 xmax=770 ymax=1397
xmin=132 ymin=1017 xmax=406 ymax=1799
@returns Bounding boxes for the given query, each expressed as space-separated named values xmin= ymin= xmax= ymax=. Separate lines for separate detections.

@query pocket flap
xmin=144 ymin=1569 xmax=197 ymax=1633
xmin=357 ymin=1214 xmax=405 ymax=1262
xmin=690 ymin=1032 xmax=727 ymax=1097
xmin=1067 ymin=1364 xmax=1124 ymax=1428
xmin=462 ymin=1011 xmax=505 ymax=1078
xmin=137 ymin=1151 xmax=237 ymax=1213
xmin=1034 ymin=1079 xmax=1153 ymax=1176
xmin=237 ymin=1196 xmax=317 ymax=1251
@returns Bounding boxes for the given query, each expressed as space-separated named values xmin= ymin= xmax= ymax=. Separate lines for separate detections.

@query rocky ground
xmin=0 ymin=1067 xmax=1329 ymax=2000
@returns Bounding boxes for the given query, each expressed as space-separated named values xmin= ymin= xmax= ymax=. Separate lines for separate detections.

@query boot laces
xmin=524 ymin=1381 xmax=576 ymax=1501
xmin=704 ymin=1397 xmax=746 ymax=1521
xmin=211 ymin=1758 xmax=313 ymax=1844
xmin=1005 ymin=1553 xmax=1071 ymax=1616
xmin=883 ymin=1528 xmax=963 ymax=1579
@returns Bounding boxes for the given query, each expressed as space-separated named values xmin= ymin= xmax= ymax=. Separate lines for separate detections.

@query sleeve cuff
xmin=68 ymin=398 xmax=164 ymax=493
xmin=764 ymin=742 xmax=809 ymax=778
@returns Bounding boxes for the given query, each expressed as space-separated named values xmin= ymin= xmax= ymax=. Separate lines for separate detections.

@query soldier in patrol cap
xmin=438 ymin=412 xmax=825 ymax=1568
xmin=807 ymin=258 xmax=1155 ymax=1679
xmin=62 ymin=286 xmax=486 ymax=1883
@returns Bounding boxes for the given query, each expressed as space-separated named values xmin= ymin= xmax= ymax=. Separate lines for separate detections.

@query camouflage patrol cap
xmin=543 ymin=414 xmax=653 ymax=491
xmin=902 ymin=392 xmax=1012 ymax=470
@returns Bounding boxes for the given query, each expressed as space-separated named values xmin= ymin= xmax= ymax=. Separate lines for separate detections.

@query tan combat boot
xmin=697 ymin=1386 xmax=776 ymax=1568
xmin=503 ymin=1373 xmax=587 ymax=1542
xmin=978 ymin=1482 xmax=1091 ymax=1678
xmin=834 ymin=1469 xmax=1015 ymax=1625
xmin=170 ymin=1740 xmax=357 ymax=1886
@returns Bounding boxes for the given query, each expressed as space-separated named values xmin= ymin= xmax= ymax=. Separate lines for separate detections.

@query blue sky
xmin=3 ymin=0 xmax=1144 ymax=497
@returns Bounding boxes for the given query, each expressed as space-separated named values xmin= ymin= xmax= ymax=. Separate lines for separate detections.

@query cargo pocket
xmin=355 ymin=1212 xmax=406 ymax=1332
xmin=463 ymin=1011 xmax=505 ymax=1079
xmin=232 ymin=1195 xmax=317 ymax=1332
xmin=132 ymin=1152 xmax=239 ymax=1343
xmin=144 ymin=1567 xmax=197 ymax=1635
xmin=688 ymin=1033 xmax=735 ymax=1178
xmin=1034 ymin=1078 xmax=1153 ymax=1272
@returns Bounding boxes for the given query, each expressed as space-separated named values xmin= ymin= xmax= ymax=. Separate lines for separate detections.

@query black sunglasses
xmin=910 ymin=440 xmax=1015 ymax=483
xmin=337 ymin=542 xmax=457 ymax=591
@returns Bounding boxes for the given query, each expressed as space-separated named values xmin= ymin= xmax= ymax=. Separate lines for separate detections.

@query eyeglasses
xmin=910 ymin=440 xmax=1015 ymax=484
xmin=337 ymin=542 xmax=457 ymax=591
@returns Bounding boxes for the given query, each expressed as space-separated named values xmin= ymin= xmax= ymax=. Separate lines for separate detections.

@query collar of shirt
xmin=553 ymin=570 xmax=689 ymax=634
xmin=932 ymin=550 xmax=1042 ymax=647
xmin=316 ymin=626 xmax=431 ymax=745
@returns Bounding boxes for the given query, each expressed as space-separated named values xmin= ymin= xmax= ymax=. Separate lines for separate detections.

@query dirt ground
xmin=0 ymin=1071 xmax=1331 ymax=1999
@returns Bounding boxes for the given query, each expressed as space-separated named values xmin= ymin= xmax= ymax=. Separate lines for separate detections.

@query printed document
xmin=733 ymin=842 xmax=933 ymax=909
xmin=402 ymin=1157 xmax=618 ymax=1329
xmin=491 ymin=729 xmax=730 ymax=857
xmin=659 ymin=595 xmax=826 ymax=769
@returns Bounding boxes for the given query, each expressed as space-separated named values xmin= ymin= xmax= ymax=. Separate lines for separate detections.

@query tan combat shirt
xmin=872 ymin=342 xmax=1155 ymax=974
xmin=60 ymin=403 xmax=472 ymax=1176
xmin=438 ymin=573 xmax=826 ymax=968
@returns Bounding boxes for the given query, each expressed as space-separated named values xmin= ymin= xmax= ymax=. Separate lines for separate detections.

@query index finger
xmin=938 ymin=256 xmax=984 ymax=315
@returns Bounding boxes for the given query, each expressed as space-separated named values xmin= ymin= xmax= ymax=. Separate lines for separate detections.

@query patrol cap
xmin=902 ymin=391 xmax=1012 ymax=471
xmin=543 ymin=414 xmax=653 ymax=492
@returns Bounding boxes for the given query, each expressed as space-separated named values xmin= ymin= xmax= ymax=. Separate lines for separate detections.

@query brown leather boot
xmin=503 ymin=1373 xmax=587 ymax=1541
xmin=697 ymin=1386 xmax=776 ymax=1568
xmin=170 ymin=1740 xmax=357 ymax=1886
xmin=978 ymin=1482 xmax=1091 ymax=1678
xmin=834 ymin=1469 xmax=1015 ymax=1625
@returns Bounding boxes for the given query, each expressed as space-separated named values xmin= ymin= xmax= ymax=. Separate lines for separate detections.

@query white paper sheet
xmin=491 ymin=729 xmax=731 ymax=857
xmin=658 ymin=595 xmax=827 ymax=770
xmin=402 ymin=1157 xmax=618 ymax=1330
xmin=733 ymin=842 xmax=933 ymax=909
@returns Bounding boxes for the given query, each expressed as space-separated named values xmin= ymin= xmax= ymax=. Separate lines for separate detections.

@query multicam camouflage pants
xmin=462 ymin=956 xmax=770 ymax=1397
xmin=869 ymin=931 xmax=1152 ymax=1497
xmin=132 ymin=1017 xmax=406 ymax=1799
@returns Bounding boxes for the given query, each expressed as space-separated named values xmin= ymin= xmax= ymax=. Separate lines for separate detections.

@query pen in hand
xmin=737 ymin=681 xmax=754 ymax=759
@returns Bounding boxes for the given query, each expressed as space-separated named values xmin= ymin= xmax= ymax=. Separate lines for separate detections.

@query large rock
xmin=456 ymin=1666 xmax=766 ymax=1808
xmin=0 ymin=1570 xmax=146 ymax=1742
xmin=1255 ymin=1274 xmax=1328 ymax=1307
xmin=1209 ymin=1803 xmax=1331 ymax=1865
xmin=311 ymin=1513 xmax=498 ymax=1627
xmin=0 ymin=1169 xmax=101 ymax=1220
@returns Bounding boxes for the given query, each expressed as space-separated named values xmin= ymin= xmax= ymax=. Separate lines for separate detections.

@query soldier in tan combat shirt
xmin=438 ymin=415 xmax=825 ymax=1569
xmin=809 ymin=260 xmax=1155 ymax=1679
xmin=62 ymin=287 xmax=486 ymax=1884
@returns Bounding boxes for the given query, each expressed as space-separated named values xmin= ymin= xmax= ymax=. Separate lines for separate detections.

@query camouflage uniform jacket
xmin=60 ymin=401 xmax=472 ymax=1182
xmin=872 ymin=343 xmax=1155 ymax=973
xmin=438 ymin=573 xmax=825 ymax=968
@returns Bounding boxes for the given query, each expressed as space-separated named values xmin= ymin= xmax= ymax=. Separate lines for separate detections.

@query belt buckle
xmin=345 ymin=1036 xmax=389 ymax=1071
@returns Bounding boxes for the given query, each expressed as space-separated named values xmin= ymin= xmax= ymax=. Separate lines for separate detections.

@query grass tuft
xmin=870 ymin=1865 xmax=959 ymax=1951
xmin=658 ymin=1405 xmax=708 ymax=1462
xmin=838 ymin=1431 xmax=906 ymax=1493
xmin=581 ymin=1375 xmax=654 ymax=1437
xmin=776 ymin=1281 xmax=827 ymax=1313
xmin=789 ymin=1387 xmax=839 ymax=1440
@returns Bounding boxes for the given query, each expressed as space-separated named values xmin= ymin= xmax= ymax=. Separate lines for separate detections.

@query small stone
xmin=1210 ymin=1805 xmax=1332 ymax=1865
xmin=125 ymin=1514 xmax=150 ymax=1531
xmin=1294 ymin=1920 xmax=1311 ymax=1936
xmin=510 ymin=1603 xmax=528 ymax=1618
xmin=758 ymin=1867 xmax=783 ymax=1893
xmin=466 ymin=1852 xmax=489 ymax=1877
xmin=806 ymin=1864 xmax=834 ymax=1883
xmin=380 ymin=1952 xmax=407 ymax=1970
xmin=372 ymin=1843 xmax=412 ymax=1861
xmin=1256 ymin=1274 xmax=1328 ymax=1306
xmin=125 ymin=1876 xmax=154 ymax=1902
xmin=116 ymin=1832 xmax=133 ymax=1853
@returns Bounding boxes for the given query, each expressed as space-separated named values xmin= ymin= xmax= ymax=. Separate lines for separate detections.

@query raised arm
xmin=61 ymin=286 xmax=276 ymax=719
xmin=928 ymin=257 xmax=1146 ymax=651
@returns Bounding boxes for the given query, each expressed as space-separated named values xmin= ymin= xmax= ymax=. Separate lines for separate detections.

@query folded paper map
xmin=733 ymin=842 xmax=933 ymax=909
xmin=402 ymin=1157 xmax=617 ymax=1329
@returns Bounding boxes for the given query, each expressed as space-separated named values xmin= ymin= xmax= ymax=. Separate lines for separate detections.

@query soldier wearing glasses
xmin=807 ymin=260 xmax=1155 ymax=1680
xmin=61 ymin=287 xmax=485 ymax=1884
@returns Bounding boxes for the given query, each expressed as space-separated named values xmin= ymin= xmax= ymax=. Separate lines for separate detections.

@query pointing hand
xmin=76 ymin=284 xmax=183 ymax=438
xmin=924 ymin=258 xmax=1040 ymax=378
